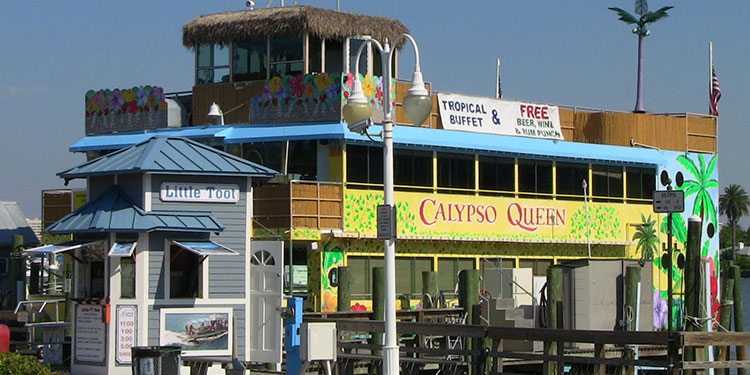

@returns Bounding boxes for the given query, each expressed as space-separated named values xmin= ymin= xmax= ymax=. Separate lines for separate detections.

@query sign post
xmin=653 ymin=186 xmax=685 ymax=335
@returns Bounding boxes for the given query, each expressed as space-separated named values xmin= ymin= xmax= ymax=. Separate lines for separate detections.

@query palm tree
xmin=633 ymin=214 xmax=659 ymax=260
xmin=719 ymin=184 xmax=750 ymax=258
xmin=609 ymin=1 xmax=673 ymax=112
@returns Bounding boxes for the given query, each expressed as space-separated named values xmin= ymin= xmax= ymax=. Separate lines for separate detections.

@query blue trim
xmin=69 ymin=125 xmax=232 ymax=152
xmin=70 ymin=122 xmax=666 ymax=165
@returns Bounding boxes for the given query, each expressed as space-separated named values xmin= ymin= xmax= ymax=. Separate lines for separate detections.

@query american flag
xmin=710 ymin=66 xmax=721 ymax=116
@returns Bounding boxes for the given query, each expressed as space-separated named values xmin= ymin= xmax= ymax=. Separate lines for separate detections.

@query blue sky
xmin=1 ymin=1 xmax=748 ymax=223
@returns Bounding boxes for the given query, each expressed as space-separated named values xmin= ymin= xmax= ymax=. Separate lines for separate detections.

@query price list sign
xmin=116 ymin=305 xmax=138 ymax=364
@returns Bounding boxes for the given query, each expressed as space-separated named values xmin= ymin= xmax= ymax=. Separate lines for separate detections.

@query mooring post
xmin=337 ymin=266 xmax=351 ymax=312
xmin=546 ymin=266 xmax=563 ymax=375
xmin=717 ymin=262 xmax=734 ymax=374
xmin=684 ymin=216 xmax=702 ymax=371
xmin=421 ymin=271 xmax=438 ymax=309
xmin=371 ymin=266 xmax=385 ymax=363
xmin=459 ymin=269 xmax=479 ymax=375
xmin=732 ymin=264 xmax=747 ymax=375
xmin=11 ymin=234 xmax=24 ymax=307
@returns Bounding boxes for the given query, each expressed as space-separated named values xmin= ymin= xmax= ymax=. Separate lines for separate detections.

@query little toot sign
xmin=160 ymin=183 xmax=239 ymax=203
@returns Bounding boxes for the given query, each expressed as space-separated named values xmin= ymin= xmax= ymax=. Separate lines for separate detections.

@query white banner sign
xmin=437 ymin=93 xmax=564 ymax=140
xmin=116 ymin=305 xmax=138 ymax=364
xmin=160 ymin=183 xmax=240 ymax=203
xmin=75 ymin=304 xmax=106 ymax=364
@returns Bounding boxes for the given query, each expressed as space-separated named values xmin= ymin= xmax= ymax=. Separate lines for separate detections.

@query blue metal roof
xmin=46 ymin=186 xmax=224 ymax=234
xmin=69 ymin=123 xmax=667 ymax=166
xmin=70 ymin=125 xmax=231 ymax=152
xmin=0 ymin=201 xmax=39 ymax=245
xmin=59 ymin=136 xmax=277 ymax=181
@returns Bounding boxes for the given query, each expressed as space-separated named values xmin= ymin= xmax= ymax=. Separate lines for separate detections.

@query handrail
xmin=487 ymin=259 xmax=538 ymax=327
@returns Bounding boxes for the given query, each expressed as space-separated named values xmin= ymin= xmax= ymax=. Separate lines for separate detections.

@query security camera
xmin=246 ymin=0 xmax=255 ymax=9
xmin=347 ymin=118 xmax=373 ymax=135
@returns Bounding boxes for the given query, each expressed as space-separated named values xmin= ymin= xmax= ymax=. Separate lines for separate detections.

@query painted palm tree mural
xmin=652 ymin=153 xmax=719 ymax=330
xmin=633 ymin=214 xmax=658 ymax=261
xmin=609 ymin=1 xmax=673 ymax=112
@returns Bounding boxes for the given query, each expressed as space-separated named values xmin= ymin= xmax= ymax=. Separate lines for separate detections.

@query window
xmin=242 ymin=142 xmax=283 ymax=174
xmin=233 ymin=38 xmax=267 ymax=81
xmin=592 ymin=165 xmax=624 ymax=202
xmin=518 ymin=159 xmax=552 ymax=197
xmin=437 ymin=258 xmax=475 ymax=297
xmin=346 ymin=144 xmax=383 ymax=187
xmin=518 ymin=259 xmax=553 ymax=276
xmin=309 ymin=36 xmax=323 ymax=73
xmin=347 ymin=256 xmax=383 ymax=298
xmin=169 ymin=245 xmax=203 ymax=298
xmin=626 ymin=167 xmax=656 ymax=201
xmin=396 ymin=257 xmax=433 ymax=296
xmin=347 ymin=38 xmax=369 ymax=75
xmin=120 ymin=257 xmax=135 ymax=299
xmin=270 ymin=36 xmax=304 ymax=76
xmin=395 ymin=149 xmax=432 ymax=190
xmin=437 ymin=152 xmax=474 ymax=193
xmin=196 ymin=43 xmax=230 ymax=84
xmin=479 ymin=156 xmax=514 ymax=194
xmin=0 ymin=259 xmax=8 ymax=274
xmin=324 ymin=39 xmax=344 ymax=73
xmin=556 ymin=162 xmax=589 ymax=200
xmin=288 ymin=140 xmax=318 ymax=180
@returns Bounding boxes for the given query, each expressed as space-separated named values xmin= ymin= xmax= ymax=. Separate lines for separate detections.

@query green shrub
xmin=0 ymin=352 xmax=64 ymax=375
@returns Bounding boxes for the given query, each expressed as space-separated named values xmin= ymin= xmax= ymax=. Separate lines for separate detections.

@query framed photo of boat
xmin=159 ymin=307 xmax=233 ymax=356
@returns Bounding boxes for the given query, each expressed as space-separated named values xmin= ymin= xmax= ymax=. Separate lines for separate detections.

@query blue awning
xmin=218 ymin=122 xmax=348 ymax=143
xmin=69 ymin=125 xmax=232 ymax=152
xmin=108 ymin=242 xmax=137 ymax=257
xmin=23 ymin=240 xmax=105 ymax=255
xmin=171 ymin=240 xmax=238 ymax=256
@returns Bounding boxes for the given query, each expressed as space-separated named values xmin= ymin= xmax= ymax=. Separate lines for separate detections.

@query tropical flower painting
xmin=85 ymin=86 xmax=168 ymax=134
xmin=652 ymin=152 xmax=719 ymax=330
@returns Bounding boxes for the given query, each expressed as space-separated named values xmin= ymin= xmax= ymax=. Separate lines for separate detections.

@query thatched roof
xmin=182 ymin=5 xmax=409 ymax=48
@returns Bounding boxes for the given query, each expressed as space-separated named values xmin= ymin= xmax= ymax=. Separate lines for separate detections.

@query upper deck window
xmin=593 ymin=165 xmax=624 ymax=202
xmin=479 ymin=156 xmax=514 ymax=195
xmin=270 ymin=36 xmax=304 ymax=76
xmin=518 ymin=159 xmax=552 ymax=197
xmin=196 ymin=44 xmax=230 ymax=84
xmin=233 ymin=38 xmax=267 ymax=81
xmin=324 ymin=39 xmax=343 ymax=73
xmin=626 ymin=167 xmax=655 ymax=201
xmin=437 ymin=152 xmax=475 ymax=193
xmin=556 ymin=162 xmax=588 ymax=200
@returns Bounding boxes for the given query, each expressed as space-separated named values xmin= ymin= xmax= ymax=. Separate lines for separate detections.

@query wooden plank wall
xmin=192 ymin=82 xmax=264 ymax=125
xmin=253 ymin=182 xmax=342 ymax=230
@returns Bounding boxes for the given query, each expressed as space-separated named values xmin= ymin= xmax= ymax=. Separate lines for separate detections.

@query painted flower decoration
xmin=325 ymin=83 xmax=339 ymax=102
xmin=136 ymin=86 xmax=149 ymax=106
xmin=92 ymin=91 xmax=105 ymax=108
xmin=152 ymin=86 xmax=165 ymax=101
xmin=268 ymin=76 xmax=283 ymax=94
xmin=290 ymin=74 xmax=305 ymax=97
xmin=350 ymin=303 xmax=367 ymax=312
xmin=260 ymin=86 xmax=272 ymax=102
xmin=304 ymin=84 xmax=314 ymax=99
xmin=707 ymin=256 xmax=720 ymax=319
xmin=127 ymin=101 xmax=138 ymax=115
xmin=275 ymin=85 xmax=288 ymax=100
xmin=653 ymin=291 xmax=668 ymax=330
xmin=314 ymin=73 xmax=334 ymax=92
xmin=361 ymin=74 xmax=375 ymax=97
xmin=107 ymin=89 xmax=124 ymax=112
xmin=122 ymin=89 xmax=136 ymax=103
xmin=345 ymin=72 xmax=355 ymax=89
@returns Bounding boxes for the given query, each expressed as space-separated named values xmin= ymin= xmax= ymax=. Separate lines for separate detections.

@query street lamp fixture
xmin=342 ymin=34 xmax=431 ymax=375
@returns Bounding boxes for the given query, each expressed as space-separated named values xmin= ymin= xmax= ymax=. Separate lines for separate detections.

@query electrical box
xmin=300 ymin=322 xmax=337 ymax=361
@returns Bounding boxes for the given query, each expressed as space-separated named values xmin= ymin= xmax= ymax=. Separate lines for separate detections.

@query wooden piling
xmin=546 ymin=266 xmax=563 ymax=375
xmin=11 ymin=235 xmax=23 ymax=306
xmin=337 ymin=266 xmax=351 ymax=312
xmin=717 ymin=263 xmax=734 ymax=374
xmin=733 ymin=264 xmax=747 ymax=375
xmin=459 ymin=269 xmax=479 ymax=375
xmin=684 ymin=216 xmax=702 ymax=369
xmin=421 ymin=271 xmax=438 ymax=309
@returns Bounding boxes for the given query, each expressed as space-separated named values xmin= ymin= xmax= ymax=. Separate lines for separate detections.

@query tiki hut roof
xmin=182 ymin=5 xmax=409 ymax=48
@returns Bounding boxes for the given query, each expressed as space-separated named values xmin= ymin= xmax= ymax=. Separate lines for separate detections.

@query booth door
xmin=248 ymin=241 xmax=284 ymax=363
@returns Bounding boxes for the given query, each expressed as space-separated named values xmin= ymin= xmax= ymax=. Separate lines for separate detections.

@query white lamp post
xmin=342 ymin=34 xmax=432 ymax=375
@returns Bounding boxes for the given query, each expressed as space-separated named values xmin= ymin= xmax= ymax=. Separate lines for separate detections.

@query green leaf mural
xmin=677 ymin=154 xmax=718 ymax=230
xmin=569 ymin=205 xmax=622 ymax=240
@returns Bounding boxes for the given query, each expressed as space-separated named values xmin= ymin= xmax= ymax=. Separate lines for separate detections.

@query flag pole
xmin=496 ymin=58 xmax=502 ymax=99
xmin=709 ymin=41 xmax=713 ymax=113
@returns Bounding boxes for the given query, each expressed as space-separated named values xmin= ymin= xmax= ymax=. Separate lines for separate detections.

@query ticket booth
xmin=33 ymin=137 xmax=284 ymax=375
